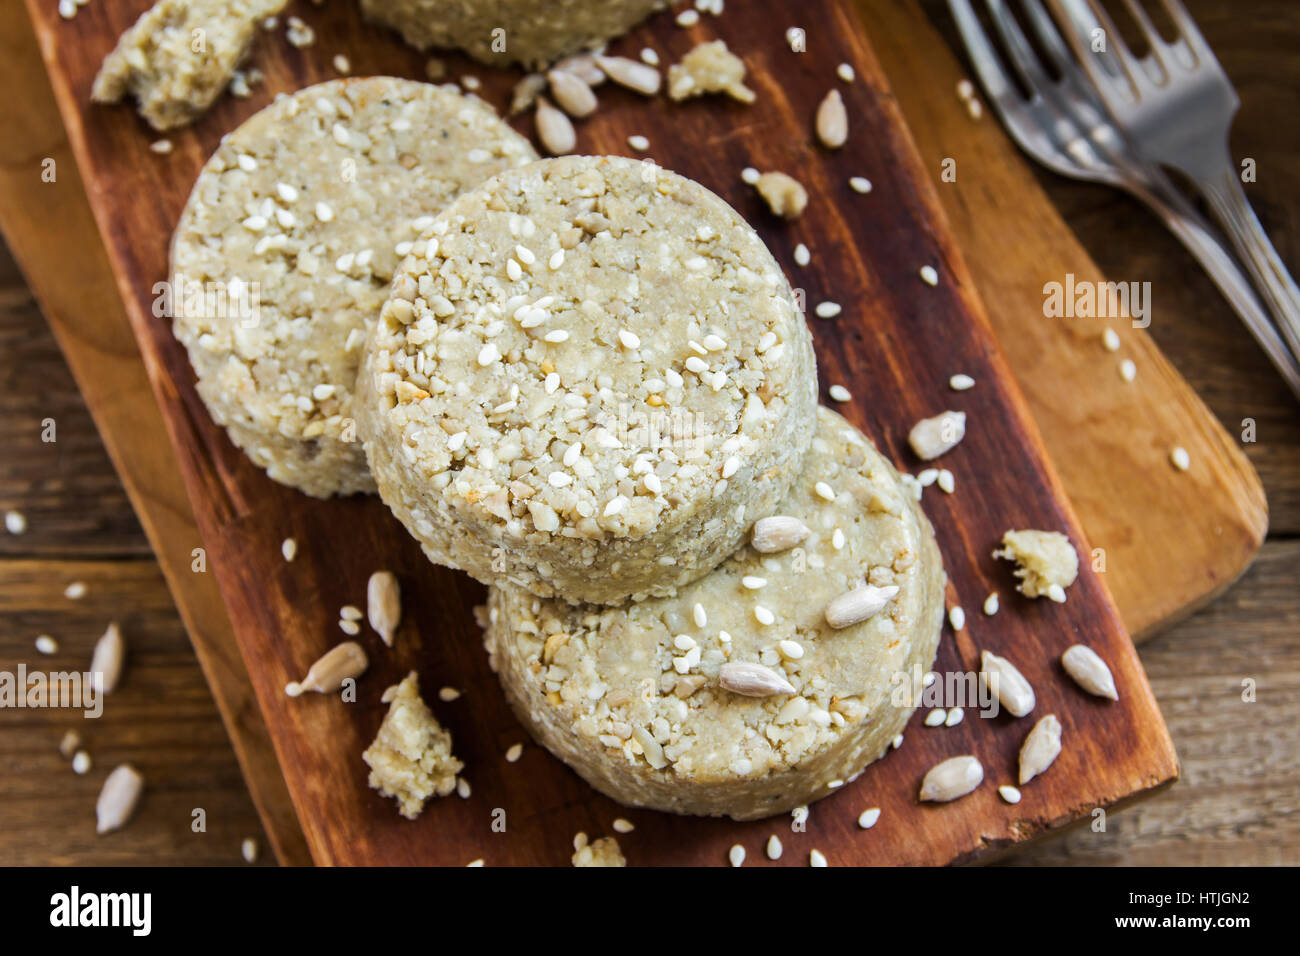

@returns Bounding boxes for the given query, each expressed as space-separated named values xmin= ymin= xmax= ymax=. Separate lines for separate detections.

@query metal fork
xmin=1050 ymin=0 xmax=1300 ymax=377
xmin=947 ymin=0 xmax=1300 ymax=398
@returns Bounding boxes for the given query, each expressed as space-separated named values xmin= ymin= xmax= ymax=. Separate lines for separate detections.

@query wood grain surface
xmin=13 ymin=0 xmax=1178 ymax=865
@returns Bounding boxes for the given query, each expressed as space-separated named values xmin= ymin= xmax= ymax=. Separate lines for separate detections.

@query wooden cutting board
xmin=16 ymin=0 xmax=1185 ymax=865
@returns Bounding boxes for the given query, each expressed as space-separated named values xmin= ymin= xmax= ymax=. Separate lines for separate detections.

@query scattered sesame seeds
xmin=858 ymin=807 xmax=881 ymax=829
xmin=949 ymin=373 xmax=975 ymax=391
xmin=149 ymin=139 xmax=173 ymax=154
xmin=684 ymin=355 xmax=709 ymax=374
xmin=919 ymin=265 xmax=939 ymax=286
xmin=755 ymin=605 xmax=776 ymax=626
xmin=673 ymin=634 xmax=698 ymax=651
xmin=627 ymin=134 xmax=650 ymax=152
xmin=461 ymin=75 xmax=482 ymax=91
xmin=728 ymin=844 xmax=746 ymax=867
xmin=722 ymin=455 xmax=740 ymax=478
xmin=676 ymin=8 xmax=701 ymax=26
xmin=837 ymin=63 xmax=855 ymax=82
xmin=892 ymin=733 xmax=905 ymax=749
xmin=766 ymin=834 xmax=783 ymax=860
xmin=849 ymin=176 xmax=872 ymax=193
xmin=793 ymin=243 xmax=810 ymax=266
xmin=829 ymin=384 xmax=852 ymax=403
xmin=72 ymin=750 xmax=92 ymax=775
xmin=814 ymin=301 xmax=842 ymax=319
xmin=742 ymin=575 xmax=767 ymax=590
xmin=64 ymin=581 xmax=86 ymax=600
xmin=1171 ymin=446 xmax=1191 ymax=472
xmin=477 ymin=343 xmax=502 ymax=367
xmin=643 ymin=473 xmax=662 ymax=494
xmin=949 ymin=606 xmax=966 ymax=631
xmin=918 ymin=468 xmax=939 ymax=487
xmin=35 ymin=635 xmax=58 ymax=655
xmin=1102 ymin=327 xmax=1121 ymax=351
xmin=613 ymin=818 xmax=635 ymax=833
xmin=814 ymin=481 xmax=836 ymax=501
xmin=945 ymin=707 xmax=964 ymax=727
xmin=832 ymin=528 xmax=845 ymax=550
xmin=1047 ymin=583 xmax=1068 ymax=604
xmin=466 ymin=858 xmax=485 ymax=867
xmin=741 ymin=166 xmax=760 ymax=185
xmin=281 ymin=537 xmax=297 ymax=561
xmin=333 ymin=54 xmax=351 ymax=75
xmin=640 ymin=47 xmax=660 ymax=66
xmin=544 ymin=329 xmax=571 ymax=344
xmin=58 ymin=0 xmax=76 ymax=19
xmin=505 ymin=743 xmax=524 ymax=763
xmin=439 ymin=686 xmax=461 ymax=702
xmin=338 ymin=619 xmax=360 ymax=636
xmin=957 ymin=79 xmax=975 ymax=100
xmin=276 ymin=182 xmax=298 ymax=203
xmin=242 ymin=837 xmax=259 ymax=863
xmin=937 ymin=469 xmax=955 ymax=494
xmin=1120 ymin=358 xmax=1137 ymax=382
xmin=618 ymin=329 xmax=641 ymax=349
xmin=983 ymin=592 xmax=1000 ymax=616
xmin=999 ymin=785 xmax=1022 ymax=804
xmin=693 ymin=603 xmax=708 ymax=627
xmin=5 ymin=510 xmax=26 ymax=534
xmin=925 ymin=708 xmax=947 ymax=727
xmin=809 ymin=849 xmax=828 ymax=867
xmin=457 ymin=778 xmax=471 ymax=798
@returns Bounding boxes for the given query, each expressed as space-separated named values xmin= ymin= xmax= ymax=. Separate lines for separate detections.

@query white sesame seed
xmin=685 ymin=355 xmax=709 ymax=374
xmin=1102 ymin=327 xmax=1121 ymax=351
xmin=741 ymin=166 xmax=760 ymax=184
xmin=547 ymin=249 xmax=565 ymax=270
xmin=957 ymin=79 xmax=975 ymax=100
xmin=515 ymin=244 xmax=536 ymax=265
xmin=809 ymin=849 xmax=828 ymax=867
xmin=945 ymin=707 xmax=965 ymax=727
xmin=950 ymin=373 xmax=975 ymax=391
xmin=814 ymin=481 xmax=836 ymax=501
xmin=549 ymin=471 xmax=573 ymax=487
xmin=333 ymin=53 xmax=351 ymax=74
xmin=603 ymin=495 xmax=628 ymax=517
xmin=778 ymin=639 xmax=803 ymax=659
xmin=5 ymin=510 xmax=26 ymax=534
xmin=949 ymin=606 xmax=965 ymax=630
xmin=1047 ymin=583 xmax=1068 ymax=603
xmin=999 ymin=785 xmax=1022 ymax=804
xmin=849 ymin=176 xmax=872 ymax=193
xmin=702 ymin=333 xmax=727 ymax=351
xmin=466 ymin=858 xmax=484 ymax=867
xmin=149 ymin=138 xmax=173 ymax=154
xmin=1120 ymin=358 xmax=1137 ymax=381
xmin=925 ymin=672 xmax=938 ymax=688
xmin=457 ymin=778 xmax=471 ymax=798
xmin=627 ymin=134 xmax=650 ymax=151
xmin=728 ymin=844 xmax=746 ymax=867
xmin=829 ymin=384 xmax=851 ymax=402
xmin=755 ymin=605 xmax=776 ymax=626
xmin=505 ymin=743 xmax=524 ymax=763
xmin=618 ymin=329 xmax=641 ymax=349
xmin=925 ymin=708 xmax=947 ymax=727
xmin=676 ymin=9 xmax=700 ymax=26
xmin=276 ymin=182 xmax=298 ymax=202
xmin=892 ymin=733 xmax=904 ymax=749
xmin=1171 ymin=446 xmax=1191 ymax=471
xmin=332 ymin=122 xmax=350 ymax=146
xmin=477 ymin=343 xmax=502 ymax=366
xmin=35 ymin=635 xmax=58 ymax=655
xmin=858 ymin=807 xmax=881 ymax=829
xmin=766 ymin=835 xmax=783 ymax=860
xmin=837 ymin=63 xmax=855 ymax=82
xmin=937 ymin=469 xmax=955 ymax=494
xmin=832 ymin=528 xmax=845 ymax=550
xmin=339 ymin=619 xmax=360 ymax=636
xmin=794 ymin=243 xmax=811 ymax=266
xmin=741 ymin=575 xmax=767 ymax=590
xmin=613 ymin=817 xmax=635 ymax=833
xmin=544 ymin=329 xmax=570 ymax=343
xmin=314 ymin=201 xmax=335 ymax=222
xmin=339 ymin=604 xmax=363 ymax=621
xmin=507 ymin=258 xmax=523 ymax=281
xmin=58 ymin=0 xmax=76 ymax=20
xmin=722 ymin=456 xmax=740 ymax=479
xmin=447 ymin=432 xmax=468 ymax=452
xmin=439 ymin=686 xmax=461 ymax=702
xmin=643 ymin=473 xmax=662 ymax=494
xmin=64 ymin=582 xmax=86 ymax=600
xmin=72 ymin=751 xmax=91 ymax=774
xmin=920 ymin=265 xmax=939 ymax=286
xmin=918 ymin=468 xmax=939 ymax=486
xmin=641 ymin=47 xmax=660 ymax=65
xmin=718 ymin=630 xmax=732 ymax=643
xmin=242 ymin=215 xmax=268 ymax=232
xmin=983 ymin=592 xmax=999 ymax=616
xmin=814 ymin=301 xmax=842 ymax=319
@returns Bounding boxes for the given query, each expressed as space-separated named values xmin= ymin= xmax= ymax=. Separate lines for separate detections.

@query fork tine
xmin=1118 ymin=0 xmax=1171 ymax=67
xmin=1017 ymin=0 xmax=1078 ymax=78
xmin=1048 ymin=0 xmax=1144 ymax=102
xmin=983 ymin=0 xmax=1053 ymax=95
xmin=948 ymin=0 xmax=1023 ymax=104
xmin=1156 ymin=0 xmax=1219 ymax=65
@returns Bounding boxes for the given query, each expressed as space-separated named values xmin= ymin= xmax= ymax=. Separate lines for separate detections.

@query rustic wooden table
xmin=1 ymin=0 xmax=1296 ymax=865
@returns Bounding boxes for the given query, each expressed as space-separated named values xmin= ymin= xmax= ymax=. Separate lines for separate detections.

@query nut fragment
xmin=815 ymin=89 xmax=848 ymax=148
xmin=751 ymin=515 xmax=810 ymax=553
xmin=286 ymin=641 xmax=368 ymax=696
xmin=980 ymin=650 xmax=1036 ymax=718
xmin=367 ymin=570 xmax=402 ymax=647
xmin=825 ymin=584 xmax=900 ymax=629
xmin=908 ymin=410 xmax=966 ymax=461
xmin=919 ymin=755 xmax=983 ymax=802
xmin=547 ymin=69 xmax=598 ymax=117
xmin=1019 ymin=714 xmax=1062 ymax=784
xmin=595 ymin=55 xmax=661 ymax=95
xmin=754 ymin=171 xmax=808 ymax=219
xmin=718 ymin=661 xmax=796 ymax=697
xmin=96 ymin=763 xmax=144 ymax=834
xmin=535 ymin=96 xmax=576 ymax=155
xmin=510 ymin=72 xmax=547 ymax=114
xmin=90 ymin=621 xmax=125 ymax=694
xmin=1061 ymin=645 xmax=1118 ymax=700
xmin=554 ymin=52 xmax=605 ymax=86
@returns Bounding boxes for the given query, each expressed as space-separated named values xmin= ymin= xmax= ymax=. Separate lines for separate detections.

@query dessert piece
xmin=359 ymin=0 xmax=665 ymax=69
xmin=667 ymin=40 xmax=756 ymax=103
xmin=482 ymin=407 xmax=946 ymax=820
xmin=170 ymin=78 xmax=536 ymax=497
xmin=993 ymin=529 xmax=1079 ymax=601
xmin=357 ymin=155 xmax=818 ymax=604
xmin=363 ymin=672 xmax=463 ymax=820
xmin=571 ymin=833 xmax=626 ymax=867
xmin=92 ymin=0 xmax=286 ymax=130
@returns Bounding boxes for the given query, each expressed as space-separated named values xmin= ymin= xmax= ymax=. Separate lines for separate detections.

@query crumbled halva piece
xmin=993 ymin=529 xmax=1079 ymax=599
xmin=668 ymin=40 xmax=756 ymax=103
xmin=908 ymin=410 xmax=966 ymax=461
xmin=755 ymin=172 xmax=808 ymax=220
xmin=572 ymin=833 xmax=626 ymax=867
xmin=363 ymin=672 xmax=463 ymax=820
xmin=92 ymin=0 xmax=287 ymax=130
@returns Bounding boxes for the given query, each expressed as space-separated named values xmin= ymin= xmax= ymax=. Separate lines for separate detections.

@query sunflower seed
xmin=96 ymin=764 xmax=144 ymax=834
xmin=766 ymin=834 xmax=783 ymax=860
xmin=367 ymin=570 xmax=401 ymax=647
xmin=554 ymin=52 xmax=605 ymax=86
xmin=1019 ymin=714 xmax=1062 ymax=784
xmin=1061 ymin=644 xmax=1119 ymax=700
xmin=815 ymin=89 xmax=848 ymax=148
xmin=857 ymin=807 xmax=881 ymax=829
xmin=285 ymin=641 xmax=368 ymax=696
xmin=981 ymin=650 xmax=1035 ymax=717
xmin=595 ymin=55 xmax=662 ymax=95
xmin=825 ymin=584 xmax=899 ymax=629
xmin=751 ymin=515 xmax=809 ymax=553
xmin=510 ymin=72 xmax=547 ymax=114
xmin=535 ymin=97 xmax=576 ymax=155
xmin=908 ymin=410 xmax=966 ymax=460
xmin=919 ymin=755 xmax=984 ymax=802
xmin=718 ymin=662 xmax=795 ymax=697
xmin=547 ymin=69 xmax=598 ymax=117
xmin=91 ymin=622 xmax=125 ymax=694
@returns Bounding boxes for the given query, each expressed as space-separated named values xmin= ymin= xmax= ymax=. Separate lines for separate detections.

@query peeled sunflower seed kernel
xmin=980 ymin=650 xmax=1036 ymax=718
xmin=286 ymin=641 xmax=369 ymax=696
xmin=90 ymin=621 xmax=125 ymax=694
xmin=751 ymin=515 xmax=810 ymax=553
xmin=96 ymin=763 xmax=144 ymax=834
xmin=919 ymin=755 xmax=983 ymax=802
xmin=535 ymin=96 xmax=576 ymax=155
xmin=510 ymin=72 xmax=547 ymax=114
xmin=815 ymin=88 xmax=848 ymax=148
xmin=367 ymin=570 xmax=401 ymax=647
xmin=1061 ymin=644 xmax=1118 ymax=700
xmin=595 ymin=54 xmax=661 ymax=95
xmin=825 ymin=584 xmax=900 ymax=629
xmin=547 ymin=68 xmax=598 ymax=117
xmin=908 ymin=410 xmax=967 ymax=461
xmin=553 ymin=51 xmax=605 ymax=86
xmin=718 ymin=662 xmax=796 ymax=697
xmin=1019 ymin=714 xmax=1063 ymax=784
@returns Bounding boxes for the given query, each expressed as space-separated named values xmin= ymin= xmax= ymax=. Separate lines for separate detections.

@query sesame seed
xmin=1171 ymin=446 xmax=1191 ymax=471
xmin=64 ymin=582 xmax=86 ymax=600
xmin=281 ymin=538 xmax=297 ymax=561
xmin=702 ymin=333 xmax=727 ymax=351
xmin=814 ymin=481 xmax=836 ymax=501
xmin=627 ymin=134 xmax=650 ymax=151
xmin=149 ymin=139 xmax=173 ymax=154
xmin=920 ymin=265 xmax=939 ymax=286
xmin=718 ymin=630 xmax=732 ymax=643
xmin=439 ymin=686 xmax=461 ymax=701
xmin=950 ymin=373 xmax=975 ymax=390
xmin=276 ymin=182 xmax=298 ymax=202
xmin=918 ymin=468 xmax=938 ymax=486
xmin=5 ymin=510 xmax=26 ymax=534
xmin=766 ymin=835 xmax=783 ymax=860
xmin=548 ymin=249 xmax=565 ymax=270
xmin=549 ymin=472 xmax=573 ymax=487
xmin=1120 ymin=358 xmax=1137 ymax=381
xmin=641 ymin=47 xmax=660 ymax=65
xmin=457 ymin=778 xmax=471 ymax=798
xmin=924 ymin=672 xmax=937 ymax=687
xmin=809 ymin=849 xmax=828 ymax=867
xmin=957 ymin=79 xmax=975 ymax=99
xmin=892 ymin=733 xmax=904 ymax=749
xmin=242 ymin=215 xmax=268 ymax=232
xmin=505 ymin=743 xmax=524 ymax=763
xmin=741 ymin=575 xmax=767 ymax=589
xmin=332 ymin=122 xmax=350 ymax=146
xmin=515 ymin=244 xmax=536 ymax=265
xmin=999 ymin=785 xmax=1022 ymax=804
xmin=829 ymin=384 xmax=851 ymax=402
xmin=857 ymin=807 xmax=881 ymax=829
xmin=237 ymin=154 xmax=257 ymax=171
xmin=949 ymin=606 xmax=966 ymax=630
xmin=728 ymin=844 xmax=746 ymax=867
xmin=832 ymin=528 xmax=845 ymax=550
xmin=466 ymin=859 xmax=484 ymax=867
xmin=849 ymin=176 xmax=872 ymax=193
xmin=58 ymin=0 xmax=75 ymax=20
xmin=477 ymin=343 xmax=502 ymax=366
xmin=340 ymin=604 xmax=363 ymax=621
xmin=794 ymin=243 xmax=811 ymax=266
xmin=333 ymin=54 xmax=351 ymax=74
xmin=447 ymin=432 xmax=468 ymax=452
xmin=544 ymin=330 xmax=570 ymax=343
xmin=613 ymin=818 xmax=635 ymax=833
xmin=618 ymin=329 xmax=641 ymax=349
xmin=983 ymin=592 xmax=999 ymax=616
xmin=676 ymin=9 xmax=700 ymax=26
xmin=755 ymin=605 xmax=776 ymax=626
xmin=685 ymin=356 xmax=709 ymax=374
xmin=603 ymin=495 xmax=628 ymax=517
xmin=778 ymin=639 xmax=803 ymax=659
xmin=925 ymin=708 xmax=947 ymax=727
xmin=339 ymin=619 xmax=360 ymax=636
xmin=1047 ymin=583 xmax=1068 ymax=603
xmin=1103 ymin=327 xmax=1121 ymax=351
xmin=837 ymin=63 xmax=856 ymax=82
xmin=507 ymin=259 xmax=523 ymax=281
xmin=35 ymin=635 xmax=58 ymax=655
xmin=945 ymin=707 xmax=965 ymax=727
xmin=563 ymin=442 xmax=583 ymax=467
xmin=722 ymin=456 xmax=740 ymax=479
xmin=937 ymin=469 xmax=955 ymax=494
xmin=461 ymin=75 xmax=481 ymax=91
xmin=814 ymin=301 xmax=842 ymax=319
xmin=741 ymin=166 xmax=760 ymax=185
xmin=643 ymin=473 xmax=662 ymax=494
xmin=72 ymin=751 xmax=91 ymax=774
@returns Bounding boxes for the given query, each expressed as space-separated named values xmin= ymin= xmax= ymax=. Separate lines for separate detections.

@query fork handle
xmin=1197 ymin=163 xmax=1300 ymax=367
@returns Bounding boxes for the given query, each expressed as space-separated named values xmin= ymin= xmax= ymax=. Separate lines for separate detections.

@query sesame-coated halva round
xmin=482 ymin=407 xmax=946 ymax=820
xmin=356 ymin=156 xmax=819 ymax=605
xmin=170 ymin=78 xmax=537 ymax=497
